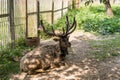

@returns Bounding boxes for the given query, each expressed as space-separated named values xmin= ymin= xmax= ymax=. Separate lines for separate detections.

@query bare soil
xmin=11 ymin=30 xmax=120 ymax=80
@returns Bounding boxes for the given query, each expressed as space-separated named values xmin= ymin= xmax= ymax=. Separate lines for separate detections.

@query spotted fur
xmin=20 ymin=42 xmax=63 ymax=74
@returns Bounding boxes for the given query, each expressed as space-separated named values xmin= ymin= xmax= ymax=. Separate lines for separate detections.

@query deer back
xmin=20 ymin=42 xmax=62 ymax=74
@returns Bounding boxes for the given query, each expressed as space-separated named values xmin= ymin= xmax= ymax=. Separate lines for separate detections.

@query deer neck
xmin=59 ymin=41 xmax=68 ymax=58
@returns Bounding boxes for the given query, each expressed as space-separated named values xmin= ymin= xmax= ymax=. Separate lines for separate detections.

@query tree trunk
xmin=104 ymin=0 xmax=114 ymax=17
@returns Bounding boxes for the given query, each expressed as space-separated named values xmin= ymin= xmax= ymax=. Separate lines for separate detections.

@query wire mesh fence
xmin=0 ymin=0 xmax=26 ymax=51
xmin=14 ymin=0 xmax=26 ymax=39
xmin=0 ymin=0 xmax=10 ymax=51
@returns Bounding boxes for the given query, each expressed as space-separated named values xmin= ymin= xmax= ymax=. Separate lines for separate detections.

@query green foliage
xmin=40 ymin=5 xmax=120 ymax=35
xmin=85 ymin=0 xmax=107 ymax=6
xmin=85 ymin=0 xmax=93 ymax=6
xmin=0 ymin=38 xmax=33 ymax=58
xmin=76 ymin=5 xmax=120 ymax=35
xmin=0 ymin=39 xmax=34 ymax=80
xmin=100 ymin=0 xmax=107 ymax=3
xmin=0 ymin=58 xmax=19 ymax=80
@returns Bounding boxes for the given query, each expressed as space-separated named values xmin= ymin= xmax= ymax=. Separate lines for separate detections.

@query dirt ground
xmin=11 ymin=30 xmax=120 ymax=80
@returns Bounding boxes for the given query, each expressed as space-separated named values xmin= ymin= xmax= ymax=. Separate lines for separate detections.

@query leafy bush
xmin=0 ymin=39 xmax=34 ymax=80
xmin=40 ymin=5 xmax=120 ymax=35
xmin=0 ymin=38 xmax=34 ymax=58
xmin=0 ymin=58 xmax=19 ymax=80
xmin=76 ymin=5 xmax=120 ymax=35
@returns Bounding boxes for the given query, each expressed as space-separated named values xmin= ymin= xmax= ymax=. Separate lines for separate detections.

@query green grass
xmin=0 ymin=39 xmax=34 ymax=80
xmin=89 ymin=34 xmax=120 ymax=60
xmin=0 ymin=59 xmax=19 ymax=80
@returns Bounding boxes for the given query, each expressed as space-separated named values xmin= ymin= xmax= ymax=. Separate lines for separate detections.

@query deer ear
xmin=53 ymin=37 xmax=60 ymax=42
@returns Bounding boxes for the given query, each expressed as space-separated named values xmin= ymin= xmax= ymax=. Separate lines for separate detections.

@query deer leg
xmin=35 ymin=69 xmax=45 ymax=73
xmin=27 ymin=70 xmax=34 ymax=75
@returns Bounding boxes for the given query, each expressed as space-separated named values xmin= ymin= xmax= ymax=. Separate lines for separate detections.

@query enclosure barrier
xmin=0 ymin=0 xmax=80 ymax=51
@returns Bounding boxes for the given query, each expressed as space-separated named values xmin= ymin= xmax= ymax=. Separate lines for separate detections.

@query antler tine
xmin=51 ymin=26 xmax=57 ymax=36
xmin=62 ymin=27 xmax=66 ymax=35
xmin=66 ymin=17 xmax=77 ymax=35
xmin=40 ymin=20 xmax=47 ymax=33
xmin=65 ymin=16 xmax=70 ymax=34
xmin=40 ymin=20 xmax=56 ymax=36
xmin=68 ymin=17 xmax=76 ymax=31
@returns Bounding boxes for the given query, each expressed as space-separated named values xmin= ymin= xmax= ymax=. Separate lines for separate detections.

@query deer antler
xmin=40 ymin=20 xmax=57 ymax=36
xmin=64 ymin=16 xmax=76 ymax=36
xmin=40 ymin=16 xmax=76 ymax=37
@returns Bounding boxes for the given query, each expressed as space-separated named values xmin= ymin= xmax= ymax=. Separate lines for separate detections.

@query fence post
xmin=9 ymin=0 xmax=15 ymax=48
xmin=72 ymin=0 xmax=75 ymax=9
xmin=61 ymin=0 xmax=64 ymax=17
xmin=25 ymin=0 xmax=28 ymax=38
xmin=76 ymin=0 xmax=80 ymax=9
xmin=52 ymin=1 xmax=54 ymax=24
xmin=68 ymin=0 xmax=71 ymax=10
xmin=37 ymin=0 xmax=40 ymax=37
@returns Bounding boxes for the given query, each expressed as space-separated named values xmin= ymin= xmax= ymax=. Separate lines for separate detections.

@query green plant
xmin=76 ymin=5 xmax=120 ymax=35
xmin=0 ymin=38 xmax=34 ymax=80
xmin=0 ymin=58 xmax=19 ymax=80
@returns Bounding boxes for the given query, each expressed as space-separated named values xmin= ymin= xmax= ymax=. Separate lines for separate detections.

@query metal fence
xmin=0 ymin=0 xmax=27 ymax=51
xmin=0 ymin=0 xmax=15 ymax=51
xmin=0 ymin=0 xmax=80 ymax=51
xmin=39 ymin=0 xmax=80 ymax=24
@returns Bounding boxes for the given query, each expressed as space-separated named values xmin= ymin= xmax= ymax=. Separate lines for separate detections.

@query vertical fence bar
xmin=68 ymin=0 xmax=69 ymax=10
xmin=72 ymin=0 xmax=75 ymax=9
xmin=37 ymin=0 xmax=40 ymax=37
xmin=9 ymin=0 xmax=15 ymax=48
xmin=25 ymin=0 xmax=28 ymax=38
xmin=68 ymin=0 xmax=72 ymax=10
xmin=52 ymin=1 xmax=54 ymax=24
xmin=61 ymin=0 xmax=63 ymax=17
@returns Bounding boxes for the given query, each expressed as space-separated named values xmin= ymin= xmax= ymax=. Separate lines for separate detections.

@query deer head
xmin=40 ymin=16 xmax=76 ymax=59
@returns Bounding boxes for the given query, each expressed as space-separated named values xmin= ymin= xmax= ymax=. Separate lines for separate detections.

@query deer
xmin=20 ymin=16 xmax=76 ymax=74
xmin=41 ymin=16 xmax=76 ymax=58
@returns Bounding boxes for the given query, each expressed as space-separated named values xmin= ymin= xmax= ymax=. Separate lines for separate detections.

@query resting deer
xmin=41 ymin=16 xmax=76 ymax=58
xmin=20 ymin=16 xmax=76 ymax=74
